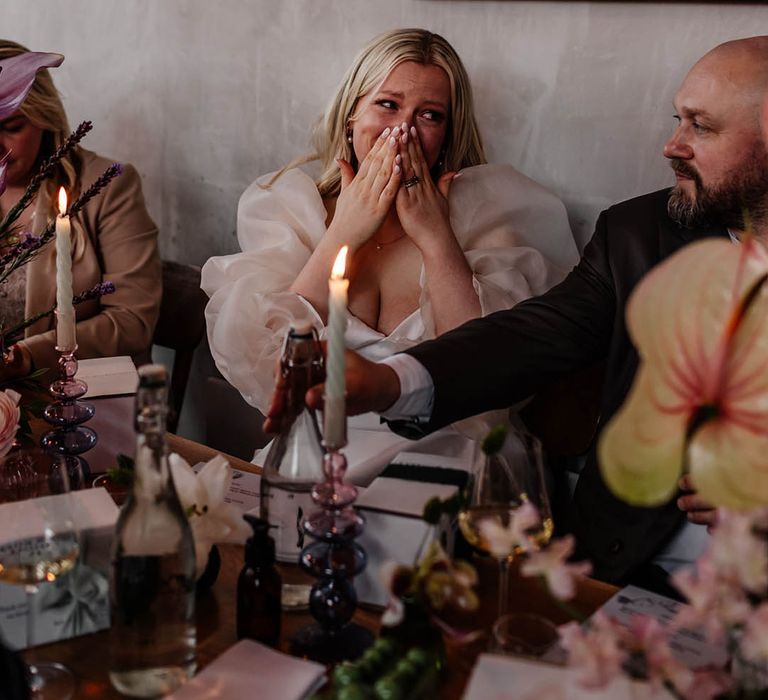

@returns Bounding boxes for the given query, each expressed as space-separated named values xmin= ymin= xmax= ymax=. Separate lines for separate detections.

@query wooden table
xmin=24 ymin=435 xmax=617 ymax=699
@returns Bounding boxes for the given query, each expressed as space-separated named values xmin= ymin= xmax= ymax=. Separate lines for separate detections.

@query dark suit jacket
xmin=404 ymin=188 xmax=728 ymax=583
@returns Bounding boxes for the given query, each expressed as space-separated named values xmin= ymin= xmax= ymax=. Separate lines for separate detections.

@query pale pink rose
xmin=0 ymin=389 xmax=21 ymax=457
xmin=520 ymin=535 xmax=592 ymax=600
xmin=559 ymin=612 xmax=628 ymax=688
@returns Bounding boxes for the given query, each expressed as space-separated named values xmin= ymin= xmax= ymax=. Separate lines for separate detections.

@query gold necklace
xmin=372 ymin=233 xmax=406 ymax=251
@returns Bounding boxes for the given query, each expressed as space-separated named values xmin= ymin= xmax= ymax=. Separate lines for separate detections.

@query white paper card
xmin=598 ymin=585 xmax=728 ymax=669
xmin=0 ymin=488 xmax=117 ymax=650
xmin=356 ymin=477 xmax=458 ymax=606
xmin=0 ymin=487 xmax=117 ymax=546
xmin=463 ymin=654 xmax=673 ymax=700
xmin=79 ymin=356 xmax=138 ymax=398
xmin=168 ymin=639 xmax=326 ymax=700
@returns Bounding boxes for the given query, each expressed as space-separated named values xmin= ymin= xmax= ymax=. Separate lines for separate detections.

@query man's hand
xmin=263 ymin=348 xmax=401 ymax=434
xmin=677 ymin=474 xmax=718 ymax=530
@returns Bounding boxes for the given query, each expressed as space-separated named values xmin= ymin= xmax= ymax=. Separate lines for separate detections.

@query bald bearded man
xmin=266 ymin=37 xmax=768 ymax=592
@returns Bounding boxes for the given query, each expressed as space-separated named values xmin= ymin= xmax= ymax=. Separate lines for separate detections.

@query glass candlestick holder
xmin=41 ymin=345 xmax=97 ymax=489
xmin=291 ymin=445 xmax=373 ymax=663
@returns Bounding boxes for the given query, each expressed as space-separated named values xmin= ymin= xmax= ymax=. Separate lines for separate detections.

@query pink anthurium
xmin=599 ymin=236 xmax=768 ymax=509
xmin=0 ymin=51 xmax=63 ymax=122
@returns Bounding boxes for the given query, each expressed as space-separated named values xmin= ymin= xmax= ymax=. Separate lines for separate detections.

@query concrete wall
xmin=4 ymin=1 xmax=767 ymax=444
xmin=6 ymin=1 xmax=768 ymax=253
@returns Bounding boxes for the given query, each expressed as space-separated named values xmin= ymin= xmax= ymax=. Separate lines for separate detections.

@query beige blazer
xmin=20 ymin=149 xmax=161 ymax=372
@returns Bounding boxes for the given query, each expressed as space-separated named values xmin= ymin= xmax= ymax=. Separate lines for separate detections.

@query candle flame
xmin=331 ymin=245 xmax=349 ymax=280
xmin=58 ymin=187 xmax=67 ymax=215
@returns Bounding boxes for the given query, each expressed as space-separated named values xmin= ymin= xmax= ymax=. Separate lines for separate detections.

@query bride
xmin=202 ymin=28 xmax=577 ymax=452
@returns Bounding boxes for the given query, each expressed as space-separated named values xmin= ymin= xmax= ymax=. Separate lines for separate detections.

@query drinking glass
xmin=458 ymin=429 xmax=552 ymax=618
xmin=491 ymin=612 xmax=559 ymax=658
xmin=0 ymin=447 xmax=80 ymax=699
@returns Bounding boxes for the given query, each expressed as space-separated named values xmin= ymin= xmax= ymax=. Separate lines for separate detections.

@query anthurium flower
xmin=169 ymin=453 xmax=251 ymax=577
xmin=0 ymin=52 xmax=63 ymax=121
xmin=599 ymin=237 xmax=768 ymax=509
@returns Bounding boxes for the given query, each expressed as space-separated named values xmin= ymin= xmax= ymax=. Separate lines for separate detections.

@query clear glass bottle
xmin=109 ymin=364 xmax=196 ymax=698
xmin=259 ymin=323 xmax=325 ymax=562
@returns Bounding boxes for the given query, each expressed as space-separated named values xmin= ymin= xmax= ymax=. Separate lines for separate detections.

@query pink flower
xmin=519 ymin=535 xmax=592 ymax=600
xmin=477 ymin=501 xmax=541 ymax=557
xmin=599 ymin=237 xmax=768 ymax=510
xmin=0 ymin=389 xmax=21 ymax=457
xmin=559 ymin=612 xmax=629 ymax=688
xmin=671 ymin=556 xmax=749 ymax=641
xmin=740 ymin=602 xmax=768 ymax=662
xmin=709 ymin=509 xmax=768 ymax=594
xmin=630 ymin=616 xmax=694 ymax=694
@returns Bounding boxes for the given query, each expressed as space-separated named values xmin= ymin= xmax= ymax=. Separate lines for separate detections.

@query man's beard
xmin=667 ymin=147 xmax=768 ymax=230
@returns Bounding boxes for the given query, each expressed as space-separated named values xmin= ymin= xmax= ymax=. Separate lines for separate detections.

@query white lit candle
xmin=324 ymin=245 xmax=349 ymax=448
xmin=55 ymin=187 xmax=76 ymax=351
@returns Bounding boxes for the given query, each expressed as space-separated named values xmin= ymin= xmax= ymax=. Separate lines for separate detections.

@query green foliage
xmin=481 ymin=424 xmax=507 ymax=455
xmin=106 ymin=453 xmax=135 ymax=486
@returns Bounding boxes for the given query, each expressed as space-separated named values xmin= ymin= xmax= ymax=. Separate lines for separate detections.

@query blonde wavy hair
xmin=271 ymin=28 xmax=486 ymax=197
xmin=0 ymin=39 xmax=79 ymax=216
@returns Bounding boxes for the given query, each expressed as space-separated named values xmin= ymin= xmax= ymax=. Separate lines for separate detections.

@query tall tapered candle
xmin=55 ymin=187 xmax=76 ymax=351
xmin=324 ymin=245 xmax=349 ymax=448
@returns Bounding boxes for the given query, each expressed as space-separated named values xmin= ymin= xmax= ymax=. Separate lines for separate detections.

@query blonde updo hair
xmin=271 ymin=28 xmax=486 ymax=197
xmin=0 ymin=39 xmax=79 ymax=215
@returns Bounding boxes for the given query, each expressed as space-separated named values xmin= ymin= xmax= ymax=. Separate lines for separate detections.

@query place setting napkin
xmin=167 ymin=639 xmax=326 ymax=699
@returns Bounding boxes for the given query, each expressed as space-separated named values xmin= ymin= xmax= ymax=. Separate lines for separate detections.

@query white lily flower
xmin=169 ymin=453 xmax=251 ymax=577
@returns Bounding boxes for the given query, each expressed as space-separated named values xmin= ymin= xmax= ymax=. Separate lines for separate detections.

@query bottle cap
xmin=243 ymin=514 xmax=276 ymax=566
xmin=289 ymin=321 xmax=313 ymax=336
xmin=138 ymin=363 xmax=168 ymax=388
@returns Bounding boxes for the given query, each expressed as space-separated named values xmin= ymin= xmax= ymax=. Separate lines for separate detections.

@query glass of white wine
xmin=458 ymin=429 xmax=552 ymax=619
xmin=0 ymin=446 xmax=80 ymax=699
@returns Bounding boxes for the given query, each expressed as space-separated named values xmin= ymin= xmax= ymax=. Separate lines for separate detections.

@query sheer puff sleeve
xmin=201 ymin=169 xmax=328 ymax=414
xmin=418 ymin=164 xmax=578 ymax=336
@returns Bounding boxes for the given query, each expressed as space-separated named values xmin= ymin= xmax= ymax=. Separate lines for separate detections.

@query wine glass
xmin=458 ymin=429 xmax=552 ymax=619
xmin=0 ymin=446 xmax=80 ymax=699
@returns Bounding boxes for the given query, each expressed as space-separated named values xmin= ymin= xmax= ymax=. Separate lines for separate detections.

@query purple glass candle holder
xmin=41 ymin=346 xmax=97 ymax=489
xmin=291 ymin=443 xmax=373 ymax=662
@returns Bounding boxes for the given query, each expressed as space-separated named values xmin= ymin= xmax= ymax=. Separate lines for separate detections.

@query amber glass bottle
xmin=237 ymin=515 xmax=282 ymax=647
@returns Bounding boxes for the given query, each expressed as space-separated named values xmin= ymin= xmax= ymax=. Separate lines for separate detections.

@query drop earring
xmin=346 ymin=130 xmax=353 ymax=144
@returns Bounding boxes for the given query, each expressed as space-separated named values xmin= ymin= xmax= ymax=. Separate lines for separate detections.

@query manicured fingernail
xmin=392 ymin=126 xmax=400 ymax=137
xmin=401 ymin=121 xmax=408 ymax=131
xmin=381 ymin=127 xmax=391 ymax=138
xmin=395 ymin=154 xmax=402 ymax=164
xmin=410 ymin=126 xmax=417 ymax=137
xmin=402 ymin=131 xmax=408 ymax=144
xmin=389 ymin=136 xmax=396 ymax=146
xmin=394 ymin=164 xmax=401 ymax=173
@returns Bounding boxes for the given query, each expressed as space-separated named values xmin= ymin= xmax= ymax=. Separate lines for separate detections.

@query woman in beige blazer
xmin=0 ymin=40 xmax=161 ymax=379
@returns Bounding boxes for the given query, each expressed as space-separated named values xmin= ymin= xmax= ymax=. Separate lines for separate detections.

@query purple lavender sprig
xmin=0 ymin=121 xmax=93 ymax=239
xmin=67 ymin=163 xmax=122 ymax=218
xmin=0 ymin=280 xmax=116 ymax=346
xmin=1 ymin=163 xmax=124 ymax=276
xmin=72 ymin=281 xmax=115 ymax=304
xmin=0 ymin=232 xmax=40 ymax=281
